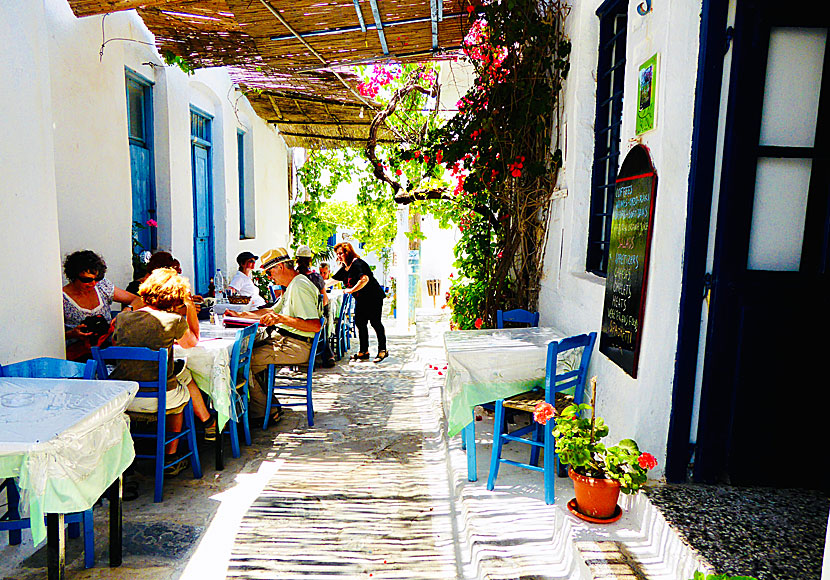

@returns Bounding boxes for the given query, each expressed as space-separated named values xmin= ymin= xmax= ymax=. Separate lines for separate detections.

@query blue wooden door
xmin=191 ymin=109 xmax=214 ymax=295
xmin=127 ymin=71 xmax=155 ymax=256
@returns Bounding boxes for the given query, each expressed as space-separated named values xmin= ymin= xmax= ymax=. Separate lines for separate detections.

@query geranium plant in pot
xmin=535 ymin=377 xmax=657 ymax=520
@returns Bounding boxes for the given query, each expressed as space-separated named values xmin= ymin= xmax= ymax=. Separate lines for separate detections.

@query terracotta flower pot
xmin=569 ymin=467 xmax=621 ymax=519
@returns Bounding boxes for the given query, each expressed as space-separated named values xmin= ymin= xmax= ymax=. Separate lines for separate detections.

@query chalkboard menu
xmin=599 ymin=145 xmax=658 ymax=378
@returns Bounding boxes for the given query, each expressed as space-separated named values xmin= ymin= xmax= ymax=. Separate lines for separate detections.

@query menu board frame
xmin=599 ymin=145 xmax=658 ymax=378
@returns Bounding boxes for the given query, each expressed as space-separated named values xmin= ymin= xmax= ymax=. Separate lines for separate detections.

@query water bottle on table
xmin=215 ymin=269 xmax=225 ymax=300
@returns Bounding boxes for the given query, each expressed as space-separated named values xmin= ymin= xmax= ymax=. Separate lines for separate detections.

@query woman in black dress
xmin=332 ymin=242 xmax=388 ymax=362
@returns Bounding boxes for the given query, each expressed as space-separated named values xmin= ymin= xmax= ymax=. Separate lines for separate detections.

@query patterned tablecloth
xmin=0 ymin=377 xmax=138 ymax=545
xmin=443 ymin=327 xmax=567 ymax=436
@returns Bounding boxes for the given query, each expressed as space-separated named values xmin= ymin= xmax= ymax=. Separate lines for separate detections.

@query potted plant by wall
xmin=535 ymin=377 xmax=658 ymax=522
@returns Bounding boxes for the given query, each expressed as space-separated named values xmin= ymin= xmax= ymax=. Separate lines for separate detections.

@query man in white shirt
xmin=228 ymin=251 xmax=266 ymax=308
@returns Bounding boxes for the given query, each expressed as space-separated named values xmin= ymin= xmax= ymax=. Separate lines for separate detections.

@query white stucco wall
xmin=539 ymin=0 xmax=702 ymax=474
xmin=0 ymin=1 xmax=66 ymax=363
xmin=44 ymin=1 xmax=290 ymax=289
xmin=1 ymin=0 xmax=289 ymax=364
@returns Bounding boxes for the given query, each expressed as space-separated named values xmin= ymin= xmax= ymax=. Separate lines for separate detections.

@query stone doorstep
xmin=575 ymin=541 xmax=647 ymax=580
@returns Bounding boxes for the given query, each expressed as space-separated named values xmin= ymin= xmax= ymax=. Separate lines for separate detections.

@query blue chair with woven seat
xmin=460 ymin=309 xmax=542 ymax=455
xmin=334 ymin=294 xmax=353 ymax=360
xmin=486 ymin=332 xmax=597 ymax=505
xmin=91 ymin=346 xmax=202 ymax=503
xmin=226 ymin=323 xmax=258 ymax=456
xmin=0 ymin=357 xmax=98 ymax=568
xmin=497 ymin=308 xmax=541 ymax=328
xmin=263 ymin=318 xmax=325 ymax=428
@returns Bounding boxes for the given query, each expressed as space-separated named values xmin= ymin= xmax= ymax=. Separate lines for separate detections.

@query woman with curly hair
xmin=62 ymin=250 xmax=142 ymax=360
xmin=332 ymin=242 xmax=388 ymax=363
xmin=108 ymin=268 xmax=215 ymax=473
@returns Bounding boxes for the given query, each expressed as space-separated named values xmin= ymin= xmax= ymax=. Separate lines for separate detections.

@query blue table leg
xmin=465 ymin=422 xmax=477 ymax=481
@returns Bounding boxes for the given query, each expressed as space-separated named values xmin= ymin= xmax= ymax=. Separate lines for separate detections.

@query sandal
xmin=374 ymin=350 xmax=389 ymax=363
xmin=123 ymin=480 xmax=140 ymax=501
xmin=351 ymin=352 xmax=370 ymax=361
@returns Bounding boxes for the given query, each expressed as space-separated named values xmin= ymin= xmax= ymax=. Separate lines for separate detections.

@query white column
xmin=393 ymin=205 xmax=410 ymax=329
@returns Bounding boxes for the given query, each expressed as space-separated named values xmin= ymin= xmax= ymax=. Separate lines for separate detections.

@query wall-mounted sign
xmin=636 ymin=53 xmax=659 ymax=135
xmin=599 ymin=145 xmax=658 ymax=378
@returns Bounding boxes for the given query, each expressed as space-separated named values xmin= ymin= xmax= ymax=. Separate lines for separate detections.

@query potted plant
xmin=534 ymin=377 xmax=658 ymax=520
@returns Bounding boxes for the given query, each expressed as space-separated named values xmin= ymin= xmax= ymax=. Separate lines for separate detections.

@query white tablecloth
xmin=174 ymin=321 xmax=241 ymax=430
xmin=443 ymin=327 xmax=567 ymax=436
xmin=0 ymin=377 xmax=137 ymax=544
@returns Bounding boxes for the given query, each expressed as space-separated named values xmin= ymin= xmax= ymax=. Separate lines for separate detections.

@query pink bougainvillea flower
xmin=466 ymin=4 xmax=474 ymax=13
xmin=423 ymin=155 xmax=429 ymax=163
xmin=474 ymin=317 xmax=483 ymax=329
xmin=395 ymin=169 xmax=402 ymax=176
xmin=511 ymin=169 xmax=522 ymax=177
xmin=448 ymin=273 xmax=454 ymax=278
xmin=414 ymin=150 xmax=421 ymax=158
xmin=145 ymin=219 xmax=158 ymax=227
xmin=437 ymin=371 xmax=443 ymax=376
xmin=436 ymin=150 xmax=443 ymax=164
xmin=497 ymin=251 xmax=503 ymax=258
xmin=533 ymin=401 xmax=555 ymax=425
xmin=638 ymin=452 xmax=658 ymax=470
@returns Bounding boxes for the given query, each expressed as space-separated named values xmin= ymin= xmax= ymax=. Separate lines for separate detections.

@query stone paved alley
xmin=2 ymin=313 xmax=827 ymax=580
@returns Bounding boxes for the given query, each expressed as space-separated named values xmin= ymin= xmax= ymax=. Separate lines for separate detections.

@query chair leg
xmin=82 ymin=509 xmax=94 ymax=569
xmin=229 ymin=418 xmax=241 ymax=458
xmin=241 ymin=388 xmax=252 ymax=446
xmin=486 ymin=401 xmax=506 ymax=491
xmin=306 ymin=381 xmax=314 ymax=427
xmin=530 ymin=422 xmax=543 ymax=467
xmin=5 ymin=479 xmax=22 ymax=545
xmin=263 ymin=365 xmax=275 ymax=430
xmin=543 ymin=423 xmax=555 ymax=505
xmin=184 ymin=402 xmax=203 ymax=479
xmin=465 ymin=421 xmax=477 ymax=482
xmin=154 ymin=414 xmax=166 ymax=503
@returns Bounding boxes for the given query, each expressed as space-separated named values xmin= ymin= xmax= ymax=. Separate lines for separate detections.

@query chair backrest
xmin=229 ymin=322 xmax=258 ymax=385
xmin=306 ymin=317 xmax=326 ymax=378
xmin=91 ymin=346 xmax=168 ymax=403
xmin=497 ymin=308 xmax=540 ymax=328
xmin=0 ymin=357 xmax=97 ymax=379
xmin=338 ymin=292 xmax=352 ymax=319
xmin=544 ymin=332 xmax=598 ymax=404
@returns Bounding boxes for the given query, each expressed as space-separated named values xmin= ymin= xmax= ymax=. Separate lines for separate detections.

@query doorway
xmin=696 ymin=0 xmax=830 ymax=487
xmin=126 ymin=69 xmax=156 ymax=264
xmin=191 ymin=107 xmax=214 ymax=295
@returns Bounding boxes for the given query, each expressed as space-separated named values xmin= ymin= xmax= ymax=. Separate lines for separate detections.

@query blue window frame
xmin=587 ymin=0 xmax=628 ymax=276
xmin=190 ymin=106 xmax=214 ymax=295
xmin=126 ymin=69 xmax=156 ymax=255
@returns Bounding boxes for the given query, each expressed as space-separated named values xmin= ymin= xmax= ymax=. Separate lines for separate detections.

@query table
xmin=0 ymin=377 xmax=138 ymax=578
xmin=174 ymin=321 xmax=240 ymax=433
xmin=443 ymin=327 xmax=569 ymax=481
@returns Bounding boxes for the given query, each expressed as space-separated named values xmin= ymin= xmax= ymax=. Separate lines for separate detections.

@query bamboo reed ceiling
xmin=68 ymin=0 xmax=469 ymax=147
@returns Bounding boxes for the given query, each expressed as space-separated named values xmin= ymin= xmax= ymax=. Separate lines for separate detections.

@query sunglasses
xmin=77 ymin=275 xmax=98 ymax=283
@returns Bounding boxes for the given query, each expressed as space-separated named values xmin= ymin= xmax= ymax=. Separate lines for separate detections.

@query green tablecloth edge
xmin=0 ymin=429 xmax=135 ymax=546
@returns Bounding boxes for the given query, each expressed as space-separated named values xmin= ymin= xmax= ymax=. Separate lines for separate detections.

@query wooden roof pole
xmin=353 ymin=0 xmax=367 ymax=32
xmin=430 ymin=0 xmax=438 ymax=49
xmin=257 ymin=0 xmax=376 ymax=109
xmin=367 ymin=0 xmax=389 ymax=55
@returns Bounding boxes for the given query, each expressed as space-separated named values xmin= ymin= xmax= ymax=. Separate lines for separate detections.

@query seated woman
xmin=126 ymin=251 xmax=178 ymax=295
xmin=108 ymin=268 xmax=215 ymax=475
xmin=63 ymin=250 xmax=142 ymax=361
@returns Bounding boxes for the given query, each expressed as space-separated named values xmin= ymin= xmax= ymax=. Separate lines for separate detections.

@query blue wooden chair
xmin=496 ymin=308 xmax=541 ymax=328
xmin=226 ymin=323 xmax=258 ymax=456
xmin=460 ymin=309 xmax=543 ymax=454
xmin=0 ymin=357 xmax=98 ymax=568
xmin=263 ymin=318 xmax=325 ymax=429
xmin=486 ymin=332 xmax=597 ymax=505
xmin=91 ymin=347 xmax=202 ymax=503
xmin=334 ymin=294 xmax=353 ymax=359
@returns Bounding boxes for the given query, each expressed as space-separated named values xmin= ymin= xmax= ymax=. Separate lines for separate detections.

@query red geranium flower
xmin=395 ymin=169 xmax=402 ymax=176
xmin=474 ymin=317 xmax=483 ymax=329
xmin=638 ymin=452 xmax=658 ymax=470
xmin=533 ymin=401 xmax=555 ymax=425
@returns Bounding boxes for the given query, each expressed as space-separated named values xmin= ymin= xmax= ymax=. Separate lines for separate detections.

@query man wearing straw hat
xmin=234 ymin=247 xmax=322 ymax=421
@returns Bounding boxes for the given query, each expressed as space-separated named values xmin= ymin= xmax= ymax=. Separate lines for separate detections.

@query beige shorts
xmin=126 ymin=366 xmax=193 ymax=414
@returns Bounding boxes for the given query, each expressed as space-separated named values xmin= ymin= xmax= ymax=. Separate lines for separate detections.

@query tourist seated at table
xmin=108 ymin=268 xmax=216 ymax=473
xmin=63 ymin=250 xmax=143 ymax=361
xmin=295 ymin=245 xmax=335 ymax=368
xmin=319 ymin=262 xmax=339 ymax=290
xmin=126 ymin=251 xmax=178 ymax=295
xmin=233 ymin=248 xmax=322 ymax=421
xmin=228 ymin=251 xmax=266 ymax=308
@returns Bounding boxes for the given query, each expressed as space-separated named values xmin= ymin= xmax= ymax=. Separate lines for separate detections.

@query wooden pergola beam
xmin=367 ymin=0 xmax=389 ymax=55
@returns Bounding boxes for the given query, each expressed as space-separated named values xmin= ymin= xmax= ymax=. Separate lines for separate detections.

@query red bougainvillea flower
xmin=436 ymin=150 xmax=443 ymax=164
xmin=533 ymin=401 xmax=555 ymax=425
xmin=474 ymin=317 xmax=483 ymax=329
xmin=414 ymin=150 xmax=421 ymax=158
xmin=638 ymin=452 xmax=658 ymax=470
xmin=146 ymin=219 xmax=158 ymax=227
xmin=448 ymin=273 xmax=454 ymax=278
xmin=466 ymin=4 xmax=474 ymax=13
xmin=497 ymin=251 xmax=503 ymax=258
xmin=423 ymin=155 xmax=430 ymax=163
xmin=395 ymin=169 xmax=402 ymax=176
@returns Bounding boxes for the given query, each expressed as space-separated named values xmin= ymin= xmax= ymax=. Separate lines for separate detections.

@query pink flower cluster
xmin=357 ymin=64 xmax=402 ymax=98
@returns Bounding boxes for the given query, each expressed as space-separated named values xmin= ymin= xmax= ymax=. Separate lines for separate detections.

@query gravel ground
xmin=644 ymin=484 xmax=829 ymax=580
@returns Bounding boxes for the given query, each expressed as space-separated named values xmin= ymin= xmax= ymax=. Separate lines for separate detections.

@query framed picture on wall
xmin=636 ymin=53 xmax=659 ymax=135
